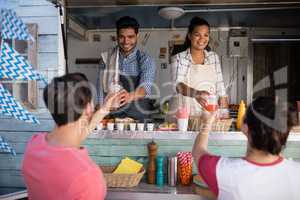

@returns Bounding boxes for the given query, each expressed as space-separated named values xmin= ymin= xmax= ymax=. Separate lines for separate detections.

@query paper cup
xmin=177 ymin=118 xmax=188 ymax=131
xmin=137 ymin=123 xmax=144 ymax=131
xmin=129 ymin=123 xmax=136 ymax=131
xmin=205 ymin=95 xmax=218 ymax=112
xmin=96 ymin=123 xmax=103 ymax=131
xmin=107 ymin=123 xmax=114 ymax=131
xmin=147 ymin=123 xmax=154 ymax=131
xmin=117 ymin=123 xmax=124 ymax=131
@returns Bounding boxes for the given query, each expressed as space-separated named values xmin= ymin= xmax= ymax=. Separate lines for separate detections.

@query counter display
xmin=90 ymin=130 xmax=300 ymax=141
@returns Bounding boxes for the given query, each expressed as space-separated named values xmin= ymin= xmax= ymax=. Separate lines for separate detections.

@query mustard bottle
xmin=236 ymin=100 xmax=246 ymax=130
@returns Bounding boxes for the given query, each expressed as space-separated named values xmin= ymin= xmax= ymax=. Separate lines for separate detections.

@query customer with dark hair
xmin=192 ymin=96 xmax=300 ymax=200
xmin=22 ymin=73 xmax=121 ymax=200
xmin=96 ymin=16 xmax=156 ymax=121
xmin=169 ymin=17 xmax=228 ymax=126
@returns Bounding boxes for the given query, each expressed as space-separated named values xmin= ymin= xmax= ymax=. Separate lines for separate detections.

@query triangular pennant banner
xmin=1 ymin=8 xmax=34 ymax=41
xmin=0 ymin=136 xmax=16 ymax=156
xmin=0 ymin=42 xmax=47 ymax=84
xmin=0 ymin=83 xmax=39 ymax=124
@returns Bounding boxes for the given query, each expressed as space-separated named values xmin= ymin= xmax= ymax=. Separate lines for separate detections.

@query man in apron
xmin=96 ymin=16 xmax=156 ymax=121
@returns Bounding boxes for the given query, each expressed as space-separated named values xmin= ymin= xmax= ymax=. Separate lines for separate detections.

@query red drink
xmin=205 ymin=104 xmax=218 ymax=112
xmin=205 ymin=95 xmax=218 ymax=112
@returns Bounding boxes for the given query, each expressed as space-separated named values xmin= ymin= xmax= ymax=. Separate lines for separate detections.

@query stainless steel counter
xmin=106 ymin=183 xmax=208 ymax=200
xmin=90 ymin=130 xmax=300 ymax=141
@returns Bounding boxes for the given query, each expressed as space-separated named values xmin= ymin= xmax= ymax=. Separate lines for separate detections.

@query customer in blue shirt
xmin=97 ymin=16 xmax=156 ymax=121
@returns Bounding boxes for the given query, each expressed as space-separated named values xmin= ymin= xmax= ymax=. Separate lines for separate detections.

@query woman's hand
xmin=195 ymin=90 xmax=210 ymax=107
xmin=192 ymin=111 xmax=216 ymax=166
xmin=201 ymin=111 xmax=217 ymax=131
xmin=102 ymin=91 xmax=123 ymax=113
xmin=88 ymin=92 xmax=122 ymax=133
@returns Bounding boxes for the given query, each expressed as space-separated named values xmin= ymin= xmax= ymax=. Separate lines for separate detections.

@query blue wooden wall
xmin=0 ymin=0 xmax=59 ymax=194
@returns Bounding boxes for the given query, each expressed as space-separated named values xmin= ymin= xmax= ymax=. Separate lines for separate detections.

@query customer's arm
xmin=192 ymin=111 xmax=216 ymax=165
xmin=88 ymin=92 xmax=122 ymax=133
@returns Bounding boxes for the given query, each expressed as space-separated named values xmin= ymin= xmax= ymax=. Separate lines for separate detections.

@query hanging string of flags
xmin=0 ymin=135 xmax=16 ymax=156
xmin=0 ymin=42 xmax=47 ymax=85
xmin=0 ymin=83 xmax=39 ymax=124
xmin=1 ymin=8 xmax=34 ymax=41
xmin=0 ymin=8 xmax=48 ymax=155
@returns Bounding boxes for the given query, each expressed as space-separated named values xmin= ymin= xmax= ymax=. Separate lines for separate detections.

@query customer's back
xmin=216 ymin=156 xmax=300 ymax=200
xmin=22 ymin=133 xmax=106 ymax=200
xmin=22 ymin=73 xmax=107 ymax=200
xmin=197 ymin=97 xmax=300 ymax=200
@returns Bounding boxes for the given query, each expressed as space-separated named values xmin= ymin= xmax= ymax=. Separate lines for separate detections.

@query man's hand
xmin=195 ymin=90 xmax=210 ymax=108
xmin=119 ymin=89 xmax=134 ymax=107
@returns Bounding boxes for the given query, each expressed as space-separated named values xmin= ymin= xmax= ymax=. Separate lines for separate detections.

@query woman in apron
xmin=170 ymin=17 xmax=228 ymax=130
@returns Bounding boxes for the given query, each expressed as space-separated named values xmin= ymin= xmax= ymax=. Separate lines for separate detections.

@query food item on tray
xmin=115 ymin=117 xmax=136 ymax=123
xmin=158 ymin=122 xmax=177 ymax=130
xmin=115 ymin=117 xmax=136 ymax=130
xmin=101 ymin=118 xmax=114 ymax=128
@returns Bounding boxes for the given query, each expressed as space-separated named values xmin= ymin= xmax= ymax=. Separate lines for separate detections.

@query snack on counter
xmin=115 ymin=117 xmax=136 ymax=130
xmin=158 ymin=122 xmax=177 ymax=131
xmin=115 ymin=117 xmax=136 ymax=124
xmin=101 ymin=118 xmax=114 ymax=128
xmin=100 ymin=117 xmax=135 ymax=130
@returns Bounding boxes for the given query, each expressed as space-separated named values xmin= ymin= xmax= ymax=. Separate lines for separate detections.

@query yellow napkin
xmin=113 ymin=157 xmax=143 ymax=174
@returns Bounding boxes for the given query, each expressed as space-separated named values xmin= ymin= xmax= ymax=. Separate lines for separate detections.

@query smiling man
xmin=97 ymin=16 xmax=156 ymax=121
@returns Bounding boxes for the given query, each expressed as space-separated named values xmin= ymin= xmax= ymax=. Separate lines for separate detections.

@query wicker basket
xmin=188 ymin=117 xmax=233 ymax=132
xmin=99 ymin=166 xmax=145 ymax=188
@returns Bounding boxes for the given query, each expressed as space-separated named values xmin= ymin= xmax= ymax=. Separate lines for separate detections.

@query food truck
xmin=0 ymin=0 xmax=300 ymax=199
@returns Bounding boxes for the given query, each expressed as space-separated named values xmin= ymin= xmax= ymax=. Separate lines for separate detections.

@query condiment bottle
xmin=236 ymin=100 xmax=246 ymax=130
xmin=156 ymin=156 xmax=164 ymax=186
xmin=147 ymin=141 xmax=157 ymax=184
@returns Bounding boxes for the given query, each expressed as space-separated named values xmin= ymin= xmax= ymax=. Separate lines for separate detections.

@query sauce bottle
xmin=156 ymin=156 xmax=164 ymax=186
xmin=236 ymin=100 xmax=246 ymax=130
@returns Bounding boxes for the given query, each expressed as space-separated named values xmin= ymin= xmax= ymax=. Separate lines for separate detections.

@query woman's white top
xmin=198 ymin=154 xmax=300 ymax=200
xmin=170 ymin=48 xmax=226 ymax=116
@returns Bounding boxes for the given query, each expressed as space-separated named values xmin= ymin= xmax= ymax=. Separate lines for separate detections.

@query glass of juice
xmin=205 ymin=95 xmax=218 ymax=112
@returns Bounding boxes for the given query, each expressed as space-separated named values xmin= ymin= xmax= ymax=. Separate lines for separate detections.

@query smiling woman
xmin=169 ymin=17 xmax=229 ymax=128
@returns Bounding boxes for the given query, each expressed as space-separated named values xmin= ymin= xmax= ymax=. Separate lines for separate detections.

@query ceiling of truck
xmin=49 ymin=1 xmax=300 ymax=29
xmin=51 ymin=0 xmax=300 ymax=7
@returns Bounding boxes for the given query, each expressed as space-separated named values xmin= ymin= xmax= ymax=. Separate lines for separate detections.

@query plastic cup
xmin=96 ymin=123 xmax=103 ymax=131
xmin=129 ymin=123 xmax=136 ymax=131
xmin=147 ymin=123 xmax=154 ymax=131
xmin=177 ymin=118 xmax=189 ymax=131
xmin=205 ymin=95 xmax=218 ymax=112
xmin=137 ymin=123 xmax=144 ymax=131
xmin=109 ymin=84 xmax=123 ymax=110
xmin=117 ymin=123 xmax=124 ymax=131
xmin=107 ymin=123 xmax=114 ymax=131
